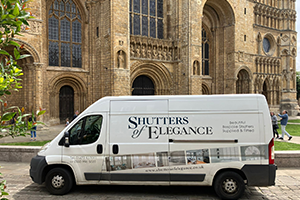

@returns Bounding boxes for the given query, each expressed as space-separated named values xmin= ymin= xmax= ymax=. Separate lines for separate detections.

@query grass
xmin=275 ymin=141 xmax=300 ymax=151
xmin=288 ymin=119 xmax=300 ymax=123
xmin=0 ymin=140 xmax=50 ymax=146
xmin=278 ymin=124 xmax=300 ymax=137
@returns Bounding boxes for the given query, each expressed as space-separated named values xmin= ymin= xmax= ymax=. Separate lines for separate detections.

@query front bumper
xmin=29 ymin=155 xmax=47 ymax=184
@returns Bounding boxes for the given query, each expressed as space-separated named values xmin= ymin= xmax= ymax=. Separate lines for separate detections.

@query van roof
xmin=84 ymin=94 xmax=266 ymax=113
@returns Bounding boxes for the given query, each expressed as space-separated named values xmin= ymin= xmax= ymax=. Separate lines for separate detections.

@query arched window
xmin=202 ymin=28 xmax=209 ymax=75
xmin=130 ymin=0 xmax=164 ymax=39
xmin=48 ymin=0 xmax=82 ymax=68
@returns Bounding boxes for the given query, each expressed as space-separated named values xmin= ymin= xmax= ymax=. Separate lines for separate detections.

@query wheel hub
xmin=223 ymin=178 xmax=237 ymax=194
xmin=51 ymin=174 xmax=65 ymax=189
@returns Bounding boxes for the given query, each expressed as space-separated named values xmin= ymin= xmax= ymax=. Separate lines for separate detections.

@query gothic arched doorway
xmin=236 ymin=69 xmax=250 ymax=94
xmin=59 ymin=86 xmax=74 ymax=123
xmin=132 ymin=75 xmax=155 ymax=95
xmin=203 ymin=0 xmax=235 ymax=94
xmin=262 ymin=81 xmax=269 ymax=104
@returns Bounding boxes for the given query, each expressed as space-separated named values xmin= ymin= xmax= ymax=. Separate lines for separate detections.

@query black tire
xmin=45 ymin=168 xmax=74 ymax=195
xmin=213 ymin=171 xmax=245 ymax=200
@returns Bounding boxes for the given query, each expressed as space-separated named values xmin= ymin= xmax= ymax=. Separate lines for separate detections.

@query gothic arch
xmin=235 ymin=67 xmax=252 ymax=94
xmin=203 ymin=0 xmax=235 ymax=25
xmin=12 ymin=38 xmax=41 ymax=63
xmin=0 ymin=41 xmax=38 ymax=114
xmin=130 ymin=62 xmax=173 ymax=95
xmin=272 ymin=77 xmax=281 ymax=105
xmin=48 ymin=74 xmax=87 ymax=123
xmin=47 ymin=0 xmax=87 ymax=23
xmin=202 ymin=82 xmax=210 ymax=95
xmin=202 ymin=0 xmax=235 ymax=93
xmin=262 ymin=77 xmax=271 ymax=104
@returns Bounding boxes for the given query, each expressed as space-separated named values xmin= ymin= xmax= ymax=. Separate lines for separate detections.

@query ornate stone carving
xmin=21 ymin=19 xmax=42 ymax=35
xmin=253 ymin=2 xmax=296 ymax=30
xmin=130 ymin=36 xmax=178 ymax=61
xmin=117 ymin=50 xmax=126 ymax=69
xmin=193 ymin=60 xmax=200 ymax=75
xmin=282 ymin=35 xmax=289 ymax=42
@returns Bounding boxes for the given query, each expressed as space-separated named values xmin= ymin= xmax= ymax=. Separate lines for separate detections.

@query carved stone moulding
xmin=130 ymin=35 xmax=179 ymax=62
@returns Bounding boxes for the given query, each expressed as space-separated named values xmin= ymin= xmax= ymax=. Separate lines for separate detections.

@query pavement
xmin=0 ymin=162 xmax=299 ymax=200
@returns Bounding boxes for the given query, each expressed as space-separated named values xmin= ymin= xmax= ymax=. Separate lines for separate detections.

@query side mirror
xmin=64 ymin=132 xmax=70 ymax=147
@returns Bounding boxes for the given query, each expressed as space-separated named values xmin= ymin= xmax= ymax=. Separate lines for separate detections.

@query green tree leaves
xmin=0 ymin=1 xmax=43 ymax=198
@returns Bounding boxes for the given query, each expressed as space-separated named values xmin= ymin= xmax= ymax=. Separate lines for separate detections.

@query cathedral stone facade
xmin=5 ymin=0 xmax=298 ymax=125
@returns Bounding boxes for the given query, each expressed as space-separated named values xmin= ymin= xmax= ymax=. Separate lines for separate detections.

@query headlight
xmin=39 ymin=142 xmax=51 ymax=153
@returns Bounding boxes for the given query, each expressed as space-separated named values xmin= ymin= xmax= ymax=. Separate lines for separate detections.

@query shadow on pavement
xmin=12 ymin=183 xmax=269 ymax=200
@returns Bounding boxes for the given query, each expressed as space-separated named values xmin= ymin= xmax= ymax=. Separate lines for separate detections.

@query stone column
xmin=25 ymin=64 xmax=35 ymax=113
xmin=111 ymin=0 xmax=130 ymax=96
xmin=33 ymin=62 xmax=43 ymax=121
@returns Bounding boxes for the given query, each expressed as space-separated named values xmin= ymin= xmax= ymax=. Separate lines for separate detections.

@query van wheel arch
xmin=213 ymin=168 xmax=247 ymax=185
xmin=212 ymin=169 xmax=247 ymax=200
xmin=42 ymin=164 xmax=75 ymax=184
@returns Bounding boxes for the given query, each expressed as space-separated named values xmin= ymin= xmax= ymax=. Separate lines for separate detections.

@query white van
xmin=30 ymin=94 xmax=276 ymax=200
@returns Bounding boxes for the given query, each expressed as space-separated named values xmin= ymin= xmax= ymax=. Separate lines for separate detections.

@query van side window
xmin=69 ymin=115 xmax=103 ymax=145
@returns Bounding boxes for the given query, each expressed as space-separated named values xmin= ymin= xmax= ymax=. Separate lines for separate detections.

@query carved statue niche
xmin=153 ymin=45 xmax=158 ymax=59
xmin=193 ymin=60 xmax=200 ymax=75
xmin=141 ymin=44 xmax=147 ymax=58
xmin=257 ymin=32 xmax=262 ymax=55
xmin=130 ymin=43 xmax=135 ymax=57
xmin=162 ymin=47 xmax=167 ymax=60
xmin=158 ymin=46 xmax=163 ymax=60
xmin=135 ymin=44 xmax=141 ymax=58
xmin=167 ymin=48 xmax=172 ymax=61
xmin=147 ymin=44 xmax=152 ymax=59
xmin=117 ymin=50 xmax=126 ymax=69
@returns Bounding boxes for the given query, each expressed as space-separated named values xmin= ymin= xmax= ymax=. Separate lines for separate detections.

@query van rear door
xmin=109 ymin=100 xmax=170 ymax=184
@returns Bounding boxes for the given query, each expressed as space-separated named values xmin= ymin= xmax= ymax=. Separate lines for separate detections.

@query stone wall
xmin=2 ymin=0 xmax=298 ymax=125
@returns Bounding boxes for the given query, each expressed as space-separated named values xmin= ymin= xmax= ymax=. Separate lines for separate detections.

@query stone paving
xmin=0 ymin=162 xmax=299 ymax=200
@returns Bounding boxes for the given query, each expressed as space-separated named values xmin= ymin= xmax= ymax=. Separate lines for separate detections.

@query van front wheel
xmin=213 ymin=171 xmax=245 ymax=200
xmin=45 ymin=168 xmax=73 ymax=195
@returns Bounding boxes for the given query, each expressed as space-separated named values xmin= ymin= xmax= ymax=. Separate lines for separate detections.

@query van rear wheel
xmin=45 ymin=168 xmax=73 ymax=195
xmin=213 ymin=171 xmax=245 ymax=200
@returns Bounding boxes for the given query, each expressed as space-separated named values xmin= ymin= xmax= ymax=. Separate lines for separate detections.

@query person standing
xmin=72 ymin=110 xmax=79 ymax=121
xmin=29 ymin=116 xmax=37 ymax=141
xmin=65 ymin=118 xmax=70 ymax=127
xmin=278 ymin=110 xmax=292 ymax=140
xmin=270 ymin=112 xmax=279 ymax=139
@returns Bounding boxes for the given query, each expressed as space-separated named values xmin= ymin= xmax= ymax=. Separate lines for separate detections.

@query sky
xmin=297 ymin=1 xmax=300 ymax=71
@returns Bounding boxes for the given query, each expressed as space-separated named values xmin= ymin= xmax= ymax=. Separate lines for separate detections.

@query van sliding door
xmin=109 ymin=100 xmax=170 ymax=185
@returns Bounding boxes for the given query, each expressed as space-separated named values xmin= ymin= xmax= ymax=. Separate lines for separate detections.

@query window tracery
xmin=48 ymin=0 xmax=82 ymax=68
xmin=130 ymin=0 xmax=164 ymax=39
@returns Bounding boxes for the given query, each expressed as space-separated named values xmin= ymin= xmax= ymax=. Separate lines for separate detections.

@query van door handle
xmin=113 ymin=144 xmax=119 ymax=154
xmin=97 ymin=144 xmax=103 ymax=154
